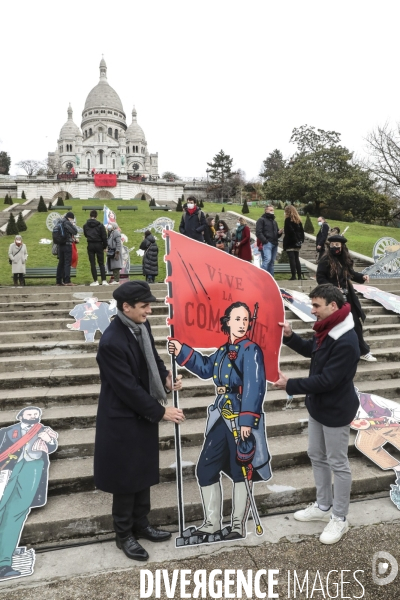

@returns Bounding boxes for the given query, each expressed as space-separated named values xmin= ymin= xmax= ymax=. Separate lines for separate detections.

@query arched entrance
xmin=133 ymin=192 xmax=151 ymax=201
xmin=52 ymin=191 xmax=71 ymax=201
xmin=93 ymin=190 xmax=115 ymax=199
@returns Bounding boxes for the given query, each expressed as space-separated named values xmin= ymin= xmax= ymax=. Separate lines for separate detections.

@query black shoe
xmin=223 ymin=531 xmax=244 ymax=541
xmin=115 ymin=535 xmax=149 ymax=561
xmin=289 ymin=276 xmax=296 ymax=280
xmin=133 ymin=525 xmax=172 ymax=543
xmin=0 ymin=565 xmax=21 ymax=579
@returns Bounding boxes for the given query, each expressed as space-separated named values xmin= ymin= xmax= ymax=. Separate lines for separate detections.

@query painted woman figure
xmin=169 ymin=301 xmax=271 ymax=542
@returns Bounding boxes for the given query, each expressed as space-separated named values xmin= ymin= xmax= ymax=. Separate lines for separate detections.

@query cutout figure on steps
xmin=67 ymin=297 xmax=117 ymax=342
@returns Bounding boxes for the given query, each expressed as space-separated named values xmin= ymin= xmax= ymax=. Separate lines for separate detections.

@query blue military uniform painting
xmin=170 ymin=301 xmax=272 ymax=542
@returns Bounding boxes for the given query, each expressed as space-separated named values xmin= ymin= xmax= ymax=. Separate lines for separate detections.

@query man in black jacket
xmin=255 ymin=205 xmax=283 ymax=276
xmin=95 ymin=281 xmax=184 ymax=561
xmin=179 ymin=197 xmax=206 ymax=242
xmin=56 ymin=212 xmax=78 ymax=286
xmin=83 ymin=210 xmax=108 ymax=286
xmin=274 ymin=284 xmax=360 ymax=545
xmin=316 ymin=216 xmax=329 ymax=260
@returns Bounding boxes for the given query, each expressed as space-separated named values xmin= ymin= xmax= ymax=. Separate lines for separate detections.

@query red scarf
xmin=313 ymin=303 xmax=351 ymax=348
xmin=186 ymin=207 xmax=197 ymax=215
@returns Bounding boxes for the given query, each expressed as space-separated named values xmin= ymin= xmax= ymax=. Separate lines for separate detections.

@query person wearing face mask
xmin=56 ymin=212 xmax=78 ymax=287
xmin=8 ymin=235 xmax=28 ymax=287
xmin=203 ymin=217 xmax=216 ymax=246
xmin=179 ymin=197 xmax=206 ymax=242
xmin=255 ymin=205 xmax=283 ymax=276
xmin=316 ymin=217 xmax=329 ymax=261
xmin=234 ymin=217 xmax=252 ymax=261
xmin=316 ymin=235 xmax=376 ymax=361
xmin=214 ymin=220 xmax=231 ymax=251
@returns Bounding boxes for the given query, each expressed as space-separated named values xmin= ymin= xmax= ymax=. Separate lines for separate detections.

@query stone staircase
xmin=1 ymin=279 xmax=399 ymax=548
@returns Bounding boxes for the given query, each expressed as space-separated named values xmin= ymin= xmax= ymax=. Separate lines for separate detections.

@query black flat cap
xmin=328 ymin=234 xmax=347 ymax=244
xmin=113 ymin=280 xmax=157 ymax=304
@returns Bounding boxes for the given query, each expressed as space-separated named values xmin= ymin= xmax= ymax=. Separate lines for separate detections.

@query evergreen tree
xmin=6 ymin=213 xmax=19 ymax=236
xmin=65 ymin=192 xmax=70 ymax=199
xmin=57 ymin=197 xmax=64 ymax=206
xmin=8 ymin=196 xmax=13 ymax=204
xmin=215 ymin=214 xmax=220 ymax=227
xmin=38 ymin=196 xmax=48 ymax=212
xmin=304 ymin=213 xmax=315 ymax=234
xmin=141 ymin=193 xmax=146 ymax=200
xmin=48 ymin=201 xmax=52 ymax=210
xmin=16 ymin=211 xmax=27 ymax=232
xmin=206 ymin=149 xmax=234 ymax=201
xmin=4 ymin=194 xmax=9 ymax=205
xmin=176 ymin=197 xmax=183 ymax=212
xmin=242 ymin=199 xmax=250 ymax=214
xmin=21 ymin=191 xmax=26 ymax=200
xmin=199 ymin=199 xmax=204 ymax=208
xmin=221 ymin=206 xmax=225 ymax=212
xmin=278 ymin=250 xmax=290 ymax=264
xmin=0 ymin=151 xmax=11 ymax=175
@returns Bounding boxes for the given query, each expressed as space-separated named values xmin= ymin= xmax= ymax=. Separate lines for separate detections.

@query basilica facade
xmin=48 ymin=57 xmax=158 ymax=177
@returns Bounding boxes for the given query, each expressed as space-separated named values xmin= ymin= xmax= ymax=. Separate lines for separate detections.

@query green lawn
xmin=0 ymin=201 xmax=182 ymax=286
xmin=208 ymin=204 xmax=400 ymax=258
xmin=2 ymin=200 xmax=399 ymax=286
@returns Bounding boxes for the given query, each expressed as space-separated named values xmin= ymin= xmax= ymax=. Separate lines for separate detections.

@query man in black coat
xmin=316 ymin=216 xmax=329 ymax=260
xmin=83 ymin=210 xmax=108 ymax=286
xmin=255 ymin=205 xmax=283 ymax=276
xmin=94 ymin=281 xmax=184 ymax=561
xmin=56 ymin=211 xmax=78 ymax=286
xmin=274 ymin=284 xmax=360 ymax=545
xmin=179 ymin=196 xmax=206 ymax=242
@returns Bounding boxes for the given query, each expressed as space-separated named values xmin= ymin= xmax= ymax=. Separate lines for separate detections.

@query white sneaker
xmin=110 ymin=281 xmax=119 ymax=285
xmin=90 ymin=281 xmax=99 ymax=286
xmin=102 ymin=281 xmax=109 ymax=286
xmin=360 ymin=353 xmax=377 ymax=362
xmin=320 ymin=515 xmax=349 ymax=544
xmin=293 ymin=502 xmax=331 ymax=522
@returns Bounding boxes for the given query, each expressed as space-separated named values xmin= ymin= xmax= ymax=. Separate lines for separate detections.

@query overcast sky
xmin=2 ymin=0 xmax=400 ymax=179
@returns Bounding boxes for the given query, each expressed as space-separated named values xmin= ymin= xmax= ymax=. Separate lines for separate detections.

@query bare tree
xmin=16 ymin=160 xmax=42 ymax=176
xmin=366 ymin=123 xmax=400 ymax=200
xmin=41 ymin=156 xmax=62 ymax=176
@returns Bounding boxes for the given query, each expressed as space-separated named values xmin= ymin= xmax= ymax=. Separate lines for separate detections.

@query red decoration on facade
xmin=94 ymin=174 xmax=117 ymax=187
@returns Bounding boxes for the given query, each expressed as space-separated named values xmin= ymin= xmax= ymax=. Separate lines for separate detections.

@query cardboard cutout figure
xmin=164 ymin=230 xmax=284 ymax=546
xmin=280 ymin=288 xmax=316 ymax=323
xmin=135 ymin=217 xmax=175 ymax=234
xmin=67 ymin=297 xmax=117 ymax=342
xmin=0 ymin=407 xmax=58 ymax=581
xmin=354 ymin=284 xmax=400 ymax=315
xmin=351 ymin=389 xmax=400 ymax=509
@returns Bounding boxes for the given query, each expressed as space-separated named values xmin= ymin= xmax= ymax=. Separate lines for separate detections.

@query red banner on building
xmin=164 ymin=230 xmax=284 ymax=382
xmin=94 ymin=174 xmax=117 ymax=187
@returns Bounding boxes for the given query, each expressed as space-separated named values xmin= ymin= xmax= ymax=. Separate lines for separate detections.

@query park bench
xmin=117 ymin=206 xmax=138 ymax=211
xmin=96 ymin=265 xmax=144 ymax=277
xmin=23 ymin=268 xmax=77 ymax=279
xmin=52 ymin=205 xmax=72 ymax=210
xmin=82 ymin=206 xmax=104 ymax=211
xmin=150 ymin=206 xmax=170 ymax=211
xmin=273 ymin=263 xmax=309 ymax=277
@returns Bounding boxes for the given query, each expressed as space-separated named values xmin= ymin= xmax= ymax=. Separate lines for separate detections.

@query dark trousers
xmin=56 ymin=244 xmax=72 ymax=284
xmin=351 ymin=306 xmax=370 ymax=355
xmin=112 ymin=487 xmax=151 ymax=538
xmin=88 ymin=242 xmax=106 ymax=282
xmin=196 ymin=417 xmax=244 ymax=486
xmin=287 ymin=250 xmax=302 ymax=278
xmin=13 ymin=273 xmax=25 ymax=285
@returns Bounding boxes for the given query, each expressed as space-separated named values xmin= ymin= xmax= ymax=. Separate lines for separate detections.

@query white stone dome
xmin=60 ymin=104 xmax=81 ymax=139
xmin=126 ymin=106 xmax=145 ymax=141
xmin=83 ymin=57 xmax=124 ymax=114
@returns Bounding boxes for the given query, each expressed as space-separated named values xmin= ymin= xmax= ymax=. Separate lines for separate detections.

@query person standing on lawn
xmin=83 ymin=210 xmax=108 ymax=286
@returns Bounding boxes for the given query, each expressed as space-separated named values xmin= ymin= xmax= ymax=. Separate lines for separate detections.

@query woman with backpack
xmin=283 ymin=205 xmax=305 ymax=280
xmin=106 ymin=222 xmax=123 ymax=285
xmin=8 ymin=235 xmax=28 ymax=287
xmin=140 ymin=230 xmax=158 ymax=283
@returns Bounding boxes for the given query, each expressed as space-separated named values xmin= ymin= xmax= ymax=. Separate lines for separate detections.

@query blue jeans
xmin=261 ymin=242 xmax=278 ymax=276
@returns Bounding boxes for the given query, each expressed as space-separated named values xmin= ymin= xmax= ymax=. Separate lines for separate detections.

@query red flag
xmin=94 ymin=174 xmax=117 ymax=187
xmin=164 ymin=230 xmax=284 ymax=382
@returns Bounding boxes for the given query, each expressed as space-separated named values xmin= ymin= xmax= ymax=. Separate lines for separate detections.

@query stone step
xmin=0 ymin=313 xmax=169 ymax=331
xmin=0 ymin=290 xmax=167 ymax=303
xmin=0 ymin=301 xmax=168 ymax=313
xmin=46 ymin=429 xmax=365 ymax=495
xmin=20 ymin=456 xmax=395 ymax=546
xmin=0 ymin=283 xmax=168 ymax=295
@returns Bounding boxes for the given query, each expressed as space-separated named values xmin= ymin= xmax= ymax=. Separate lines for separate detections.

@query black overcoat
xmin=140 ymin=235 xmax=159 ymax=276
xmin=94 ymin=315 xmax=168 ymax=494
xmin=284 ymin=318 xmax=360 ymax=427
